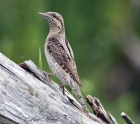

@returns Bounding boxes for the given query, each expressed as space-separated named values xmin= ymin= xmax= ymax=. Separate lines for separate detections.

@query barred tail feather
xmin=69 ymin=80 xmax=89 ymax=113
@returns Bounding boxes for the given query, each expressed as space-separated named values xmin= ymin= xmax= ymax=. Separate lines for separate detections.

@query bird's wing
xmin=65 ymin=37 xmax=74 ymax=59
xmin=47 ymin=37 xmax=82 ymax=86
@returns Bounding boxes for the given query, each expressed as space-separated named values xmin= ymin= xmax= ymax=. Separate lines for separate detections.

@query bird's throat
xmin=49 ymin=28 xmax=65 ymax=38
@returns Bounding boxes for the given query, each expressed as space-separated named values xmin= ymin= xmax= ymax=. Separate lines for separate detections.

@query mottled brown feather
xmin=47 ymin=37 xmax=82 ymax=86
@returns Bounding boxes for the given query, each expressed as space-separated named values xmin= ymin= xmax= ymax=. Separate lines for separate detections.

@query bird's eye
xmin=53 ymin=14 xmax=57 ymax=18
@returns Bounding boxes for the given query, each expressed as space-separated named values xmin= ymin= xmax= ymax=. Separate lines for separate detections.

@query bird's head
xmin=39 ymin=12 xmax=64 ymax=34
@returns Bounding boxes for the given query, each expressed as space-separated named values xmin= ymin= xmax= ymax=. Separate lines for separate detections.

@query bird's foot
xmin=60 ymin=84 xmax=65 ymax=95
xmin=42 ymin=71 xmax=54 ymax=82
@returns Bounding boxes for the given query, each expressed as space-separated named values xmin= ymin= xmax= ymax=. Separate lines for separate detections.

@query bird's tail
xmin=69 ymin=81 xmax=89 ymax=113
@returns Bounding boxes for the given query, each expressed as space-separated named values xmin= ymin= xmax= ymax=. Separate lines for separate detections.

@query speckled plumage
xmin=39 ymin=12 xmax=88 ymax=113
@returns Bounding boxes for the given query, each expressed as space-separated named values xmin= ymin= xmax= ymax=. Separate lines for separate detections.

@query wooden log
xmin=0 ymin=52 xmax=102 ymax=124
xmin=0 ymin=52 xmax=135 ymax=124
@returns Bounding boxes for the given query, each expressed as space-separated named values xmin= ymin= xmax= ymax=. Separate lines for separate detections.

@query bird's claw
xmin=60 ymin=84 xmax=65 ymax=95
xmin=42 ymin=71 xmax=54 ymax=82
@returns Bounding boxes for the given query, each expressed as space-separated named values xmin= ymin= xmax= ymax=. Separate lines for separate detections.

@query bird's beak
xmin=39 ymin=12 xmax=52 ymax=25
xmin=38 ymin=12 xmax=46 ymax=17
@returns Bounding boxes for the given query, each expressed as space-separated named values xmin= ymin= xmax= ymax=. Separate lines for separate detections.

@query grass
xmin=80 ymin=114 xmax=83 ymax=124
xmin=39 ymin=47 xmax=43 ymax=70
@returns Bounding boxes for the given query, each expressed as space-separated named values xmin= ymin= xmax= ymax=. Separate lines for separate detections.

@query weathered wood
xmin=0 ymin=52 xmax=135 ymax=124
xmin=121 ymin=112 xmax=135 ymax=124
xmin=86 ymin=95 xmax=113 ymax=124
xmin=108 ymin=112 xmax=118 ymax=124
xmin=0 ymin=52 xmax=102 ymax=124
xmin=19 ymin=59 xmax=103 ymax=123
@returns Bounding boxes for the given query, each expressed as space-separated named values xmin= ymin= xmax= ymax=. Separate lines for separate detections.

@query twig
xmin=121 ymin=112 xmax=135 ymax=124
xmin=108 ymin=112 xmax=118 ymax=124
xmin=86 ymin=95 xmax=111 ymax=124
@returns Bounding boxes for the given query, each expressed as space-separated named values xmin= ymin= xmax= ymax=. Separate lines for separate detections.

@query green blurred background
xmin=0 ymin=0 xmax=140 ymax=123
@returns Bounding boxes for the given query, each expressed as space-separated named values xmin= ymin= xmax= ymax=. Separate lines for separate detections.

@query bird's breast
xmin=44 ymin=41 xmax=70 ymax=85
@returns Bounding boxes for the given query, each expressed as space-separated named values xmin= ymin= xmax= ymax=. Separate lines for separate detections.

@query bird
xmin=39 ymin=12 xmax=89 ymax=113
